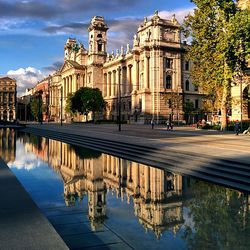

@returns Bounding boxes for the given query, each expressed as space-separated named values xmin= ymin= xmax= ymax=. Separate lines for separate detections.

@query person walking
xmin=166 ymin=119 xmax=170 ymax=131
xmin=151 ymin=119 xmax=155 ymax=129
xmin=170 ymin=121 xmax=174 ymax=131
xmin=235 ymin=120 xmax=240 ymax=135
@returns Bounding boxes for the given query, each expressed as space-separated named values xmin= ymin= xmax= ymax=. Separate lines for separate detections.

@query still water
xmin=1 ymin=128 xmax=249 ymax=250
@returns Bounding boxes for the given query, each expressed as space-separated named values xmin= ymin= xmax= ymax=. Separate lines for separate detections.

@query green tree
xmin=184 ymin=100 xmax=195 ymax=124
xmin=70 ymin=87 xmax=106 ymax=122
xmin=183 ymin=181 xmax=250 ymax=250
xmin=65 ymin=93 xmax=74 ymax=115
xmin=183 ymin=0 xmax=250 ymax=130
xmin=30 ymin=97 xmax=42 ymax=122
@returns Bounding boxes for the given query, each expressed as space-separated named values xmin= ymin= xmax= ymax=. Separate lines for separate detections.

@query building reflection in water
xmin=0 ymin=128 xmax=16 ymax=162
xmin=17 ymin=134 xmax=184 ymax=237
xmin=16 ymin=133 xmax=250 ymax=246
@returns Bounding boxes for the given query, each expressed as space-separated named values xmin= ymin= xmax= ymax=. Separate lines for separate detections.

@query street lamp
xmin=240 ymin=73 xmax=243 ymax=132
xmin=236 ymin=63 xmax=244 ymax=132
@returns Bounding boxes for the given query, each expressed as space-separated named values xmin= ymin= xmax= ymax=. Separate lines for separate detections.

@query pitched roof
xmin=67 ymin=60 xmax=86 ymax=70
xmin=59 ymin=60 xmax=86 ymax=73
xmin=0 ymin=76 xmax=16 ymax=81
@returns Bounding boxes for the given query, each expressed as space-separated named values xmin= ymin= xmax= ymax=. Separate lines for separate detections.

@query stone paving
xmin=0 ymin=158 xmax=68 ymax=250
xmin=26 ymin=123 xmax=250 ymax=165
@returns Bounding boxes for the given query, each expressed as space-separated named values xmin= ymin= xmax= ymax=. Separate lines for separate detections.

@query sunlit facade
xmin=48 ymin=12 xmax=204 ymax=124
xmin=231 ymin=0 xmax=250 ymax=121
xmin=0 ymin=77 xmax=16 ymax=121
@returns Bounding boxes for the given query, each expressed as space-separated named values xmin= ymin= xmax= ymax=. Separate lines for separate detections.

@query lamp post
xmin=240 ymin=74 xmax=243 ymax=132
xmin=177 ymin=86 xmax=180 ymax=126
xmin=236 ymin=63 xmax=244 ymax=132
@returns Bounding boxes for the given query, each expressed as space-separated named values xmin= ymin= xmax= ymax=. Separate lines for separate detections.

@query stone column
xmin=120 ymin=67 xmax=124 ymax=97
xmin=127 ymin=65 xmax=132 ymax=94
xmin=66 ymin=77 xmax=69 ymax=97
xmin=144 ymin=166 xmax=150 ymax=194
xmin=136 ymin=61 xmax=140 ymax=90
xmin=133 ymin=163 xmax=139 ymax=194
xmin=124 ymin=67 xmax=127 ymax=96
xmin=112 ymin=71 xmax=116 ymax=97
xmin=106 ymin=73 xmax=108 ymax=97
xmin=63 ymin=78 xmax=66 ymax=99
xmin=73 ymin=74 xmax=77 ymax=92
xmin=108 ymin=72 xmax=112 ymax=97
xmin=104 ymin=73 xmax=107 ymax=97
xmin=69 ymin=75 xmax=71 ymax=93
xmin=145 ymin=57 xmax=150 ymax=89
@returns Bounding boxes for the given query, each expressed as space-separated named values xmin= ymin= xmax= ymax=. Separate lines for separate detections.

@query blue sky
xmin=0 ymin=0 xmax=194 ymax=94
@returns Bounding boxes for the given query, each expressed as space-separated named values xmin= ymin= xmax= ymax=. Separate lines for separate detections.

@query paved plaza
xmin=26 ymin=123 xmax=250 ymax=164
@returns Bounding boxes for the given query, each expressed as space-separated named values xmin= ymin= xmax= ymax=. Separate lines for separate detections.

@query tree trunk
xmin=220 ymin=83 xmax=229 ymax=131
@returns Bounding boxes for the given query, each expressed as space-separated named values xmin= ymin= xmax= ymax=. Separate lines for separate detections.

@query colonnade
xmin=103 ymin=58 xmax=150 ymax=98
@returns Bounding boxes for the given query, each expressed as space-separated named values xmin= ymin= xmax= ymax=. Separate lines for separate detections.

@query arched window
xmin=243 ymin=86 xmax=250 ymax=118
xmin=97 ymin=40 xmax=102 ymax=52
xmin=185 ymin=80 xmax=189 ymax=91
xmin=165 ymin=58 xmax=173 ymax=69
xmin=165 ymin=75 xmax=172 ymax=89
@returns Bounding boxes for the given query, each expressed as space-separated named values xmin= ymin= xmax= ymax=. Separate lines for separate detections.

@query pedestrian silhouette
xmin=151 ymin=119 xmax=155 ymax=129
xmin=235 ymin=120 xmax=240 ymax=135
xmin=166 ymin=119 xmax=170 ymax=130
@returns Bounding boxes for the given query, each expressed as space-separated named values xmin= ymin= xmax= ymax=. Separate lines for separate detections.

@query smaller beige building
xmin=0 ymin=77 xmax=16 ymax=121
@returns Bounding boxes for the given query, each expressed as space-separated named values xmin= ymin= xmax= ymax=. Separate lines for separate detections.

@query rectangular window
xmin=195 ymin=99 xmax=199 ymax=109
xmin=128 ymin=101 xmax=131 ymax=110
xmin=165 ymin=58 xmax=173 ymax=69
xmin=185 ymin=61 xmax=189 ymax=71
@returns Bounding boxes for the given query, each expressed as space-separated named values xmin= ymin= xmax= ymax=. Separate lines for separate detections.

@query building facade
xmin=231 ymin=0 xmax=250 ymax=121
xmin=49 ymin=12 xmax=204 ymax=124
xmin=0 ymin=77 xmax=16 ymax=121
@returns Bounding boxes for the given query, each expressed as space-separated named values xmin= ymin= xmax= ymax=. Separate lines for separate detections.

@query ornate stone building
xmin=49 ymin=12 xmax=204 ymax=123
xmin=231 ymin=0 xmax=250 ymax=121
xmin=0 ymin=77 xmax=16 ymax=121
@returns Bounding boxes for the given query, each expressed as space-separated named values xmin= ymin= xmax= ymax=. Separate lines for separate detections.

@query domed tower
xmin=87 ymin=16 xmax=108 ymax=90
xmin=88 ymin=16 xmax=108 ymax=64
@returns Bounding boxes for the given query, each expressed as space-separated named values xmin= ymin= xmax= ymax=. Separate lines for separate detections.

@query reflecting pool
xmin=1 ymin=128 xmax=249 ymax=250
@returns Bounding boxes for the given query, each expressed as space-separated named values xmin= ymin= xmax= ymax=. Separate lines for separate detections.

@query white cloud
xmin=158 ymin=8 xmax=194 ymax=24
xmin=7 ymin=67 xmax=45 ymax=95
xmin=8 ymin=141 xmax=44 ymax=171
